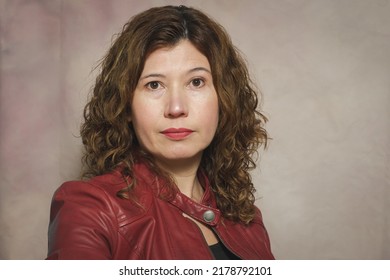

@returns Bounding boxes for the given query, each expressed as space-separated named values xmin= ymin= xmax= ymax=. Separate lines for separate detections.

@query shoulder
xmin=52 ymin=172 xmax=122 ymax=209
xmin=50 ymin=170 xmax=152 ymax=223
xmin=251 ymin=205 xmax=268 ymax=226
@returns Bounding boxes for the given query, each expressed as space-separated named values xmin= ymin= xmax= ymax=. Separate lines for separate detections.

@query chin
xmin=157 ymin=151 xmax=203 ymax=162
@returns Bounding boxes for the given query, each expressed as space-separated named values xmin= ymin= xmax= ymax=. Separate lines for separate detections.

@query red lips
xmin=161 ymin=128 xmax=194 ymax=140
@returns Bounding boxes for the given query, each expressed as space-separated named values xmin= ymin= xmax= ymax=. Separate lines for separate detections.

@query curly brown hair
xmin=81 ymin=5 xmax=268 ymax=223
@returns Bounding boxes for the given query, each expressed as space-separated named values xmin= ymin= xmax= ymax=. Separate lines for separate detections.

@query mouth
xmin=161 ymin=128 xmax=194 ymax=140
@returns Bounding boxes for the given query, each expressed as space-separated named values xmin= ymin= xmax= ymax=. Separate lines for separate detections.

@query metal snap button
xmin=203 ymin=210 xmax=215 ymax=222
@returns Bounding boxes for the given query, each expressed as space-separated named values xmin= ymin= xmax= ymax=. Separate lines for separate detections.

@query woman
xmin=47 ymin=5 xmax=274 ymax=260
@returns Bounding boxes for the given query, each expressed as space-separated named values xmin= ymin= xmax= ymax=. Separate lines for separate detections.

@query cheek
xmin=131 ymin=118 xmax=155 ymax=152
xmin=132 ymin=113 xmax=151 ymax=133
xmin=203 ymin=96 xmax=219 ymax=137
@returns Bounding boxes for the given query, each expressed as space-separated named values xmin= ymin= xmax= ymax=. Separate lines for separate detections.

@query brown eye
xmin=191 ymin=78 xmax=204 ymax=88
xmin=147 ymin=81 xmax=160 ymax=90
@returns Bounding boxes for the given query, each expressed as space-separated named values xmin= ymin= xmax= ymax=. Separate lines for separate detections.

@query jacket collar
xmin=132 ymin=161 xmax=221 ymax=226
xmin=169 ymin=169 xmax=221 ymax=226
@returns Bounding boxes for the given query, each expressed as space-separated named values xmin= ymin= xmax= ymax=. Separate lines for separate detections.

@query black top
xmin=209 ymin=242 xmax=240 ymax=260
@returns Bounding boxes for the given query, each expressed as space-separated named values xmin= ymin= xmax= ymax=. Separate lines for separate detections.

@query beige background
xmin=0 ymin=0 xmax=389 ymax=259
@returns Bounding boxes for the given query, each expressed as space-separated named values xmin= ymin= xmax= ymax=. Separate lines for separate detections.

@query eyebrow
xmin=139 ymin=67 xmax=211 ymax=81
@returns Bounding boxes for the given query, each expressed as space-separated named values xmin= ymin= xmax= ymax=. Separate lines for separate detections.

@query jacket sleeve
xmin=46 ymin=181 xmax=118 ymax=259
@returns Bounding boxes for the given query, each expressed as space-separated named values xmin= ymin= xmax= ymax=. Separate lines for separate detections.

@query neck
xmin=156 ymin=156 xmax=204 ymax=202
xmin=175 ymin=172 xmax=203 ymax=201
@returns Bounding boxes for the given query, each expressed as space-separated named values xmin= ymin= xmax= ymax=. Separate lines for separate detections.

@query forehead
xmin=142 ymin=40 xmax=210 ymax=72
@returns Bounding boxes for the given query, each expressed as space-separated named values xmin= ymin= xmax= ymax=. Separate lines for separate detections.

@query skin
xmin=131 ymin=39 xmax=219 ymax=198
xmin=131 ymin=40 xmax=220 ymax=245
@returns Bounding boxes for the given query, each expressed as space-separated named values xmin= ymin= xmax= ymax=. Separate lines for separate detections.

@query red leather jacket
xmin=47 ymin=162 xmax=274 ymax=259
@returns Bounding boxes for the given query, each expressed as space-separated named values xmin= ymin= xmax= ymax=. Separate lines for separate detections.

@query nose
xmin=164 ymin=87 xmax=188 ymax=118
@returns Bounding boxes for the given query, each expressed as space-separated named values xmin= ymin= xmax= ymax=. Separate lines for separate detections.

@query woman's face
xmin=131 ymin=40 xmax=219 ymax=169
